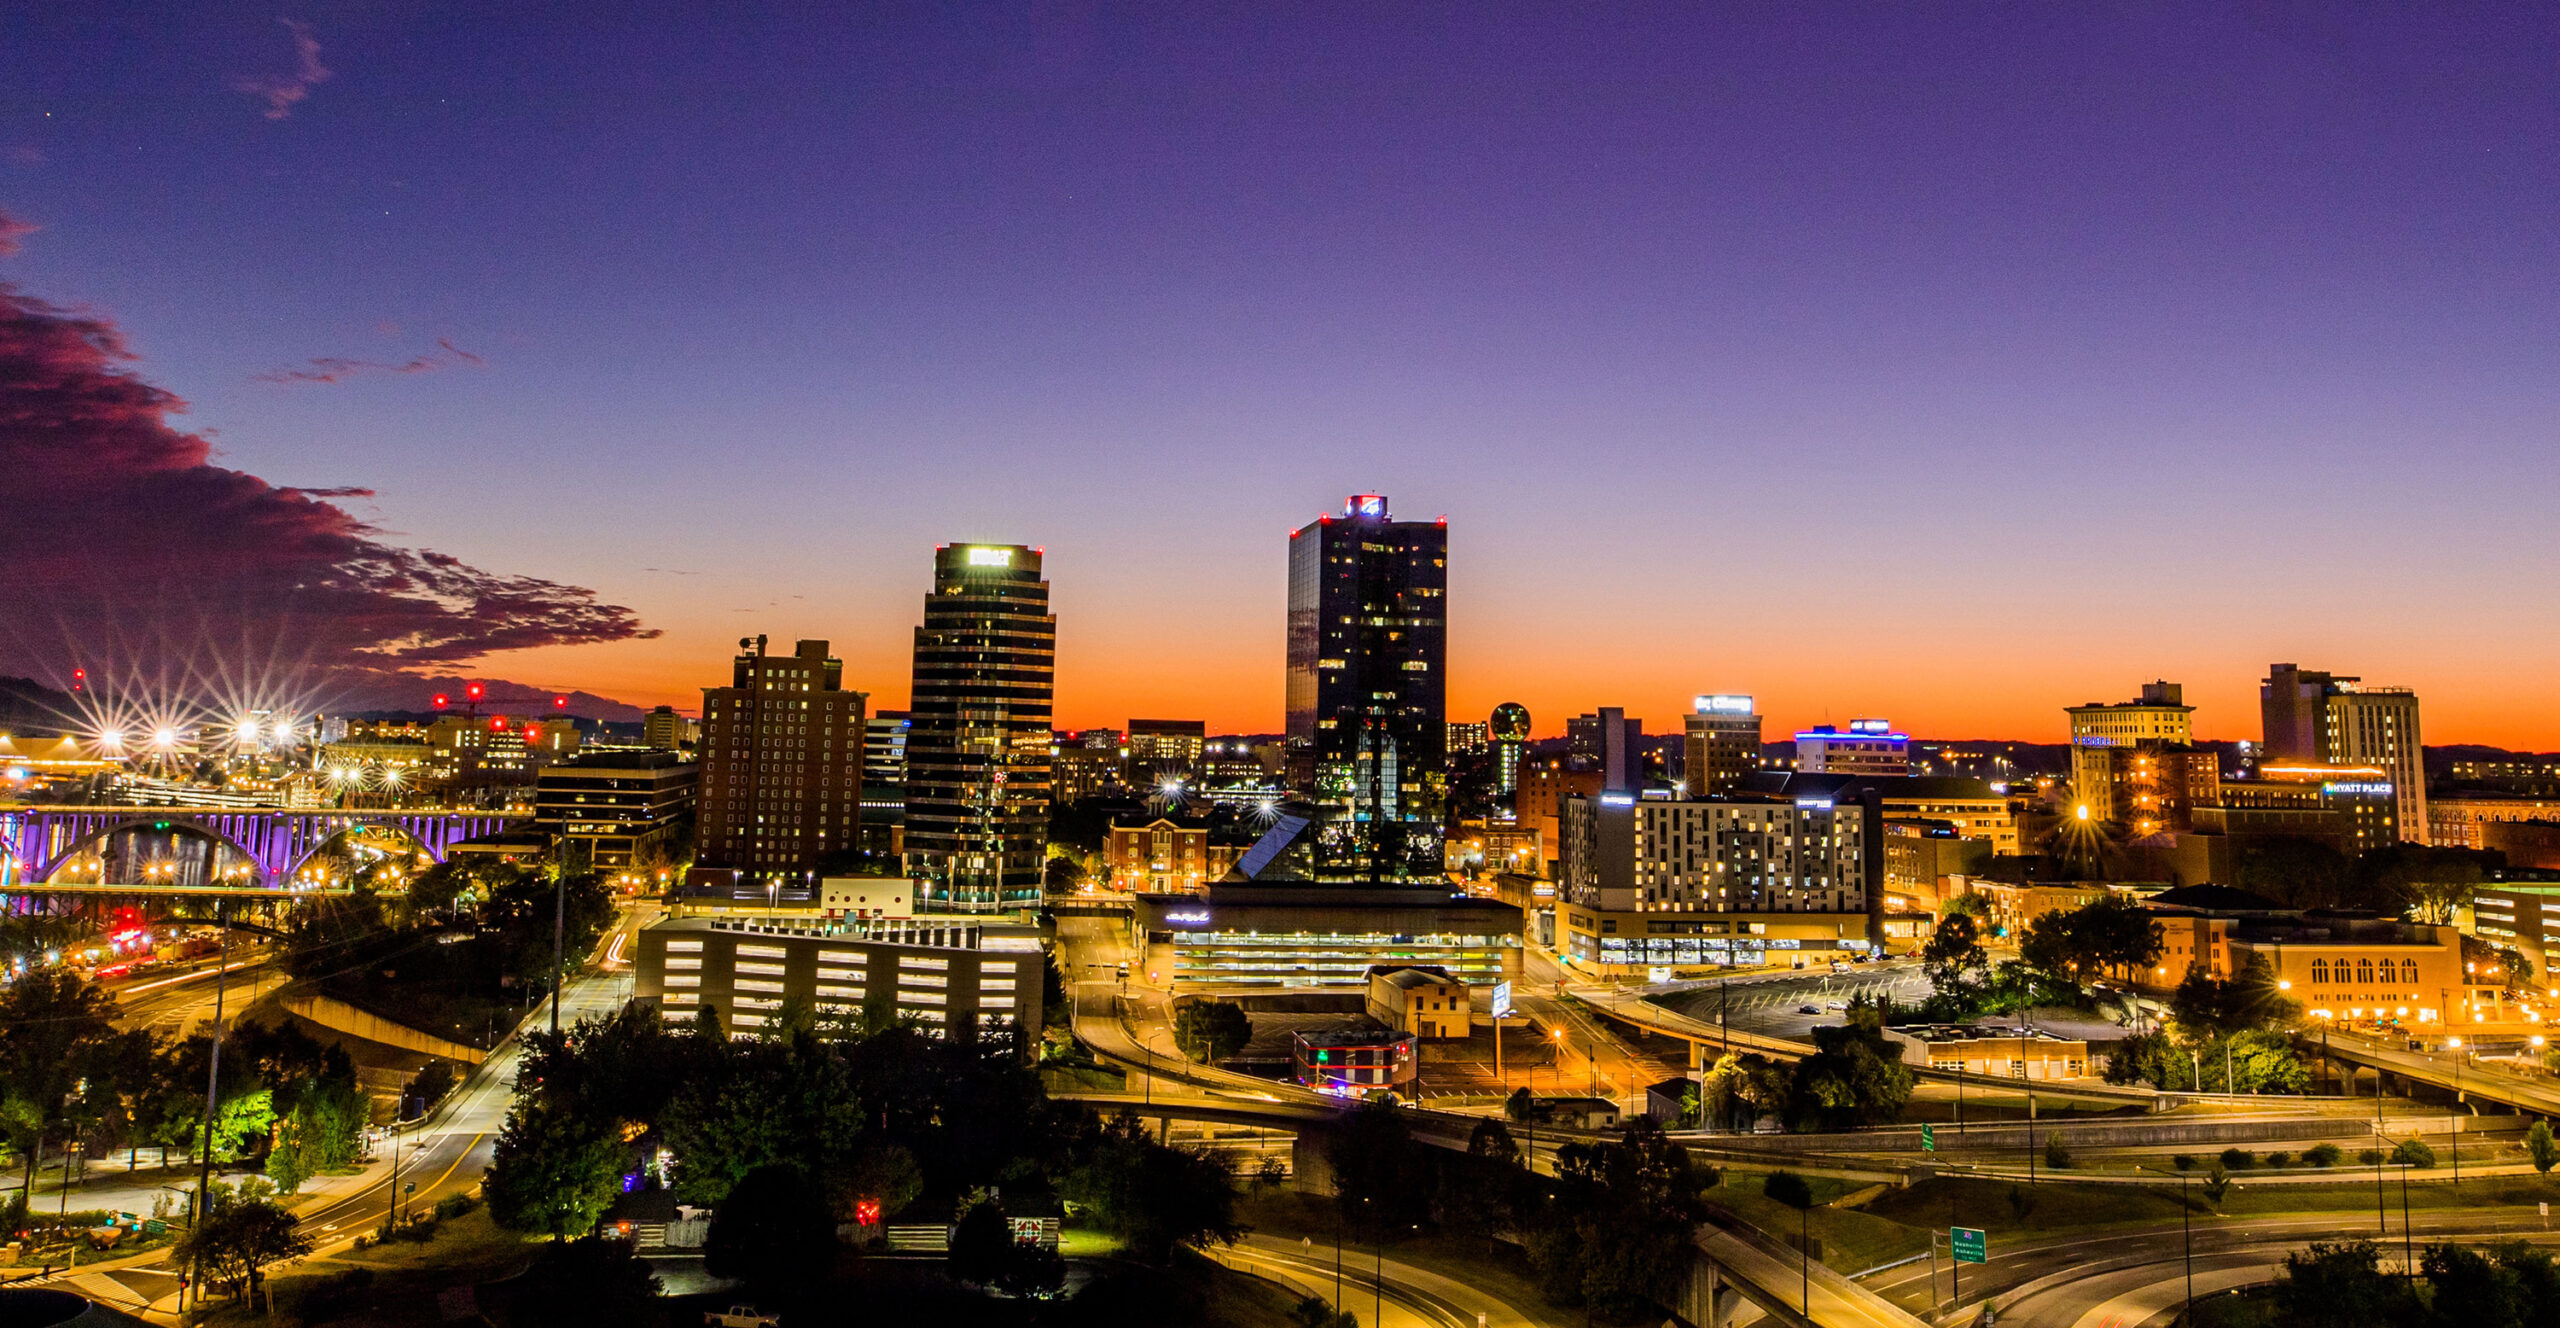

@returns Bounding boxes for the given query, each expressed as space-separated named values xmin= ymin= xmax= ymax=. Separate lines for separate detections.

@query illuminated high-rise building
xmin=1285 ymin=494 xmax=1448 ymax=879
xmin=2261 ymin=664 xmax=2426 ymax=844
xmin=1488 ymin=702 xmax=1531 ymax=798
xmin=2065 ymin=681 xmax=2195 ymax=826
xmin=1683 ymin=694 xmax=1760 ymax=796
xmin=905 ymin=544 xmax=1055 ymax=910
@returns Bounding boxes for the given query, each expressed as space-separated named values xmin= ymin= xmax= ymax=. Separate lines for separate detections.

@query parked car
xmin=1797 ymin=1004 xmax=1821 ymax=1015
xmin=704 ymin=1308 xmax=780 ymax=1328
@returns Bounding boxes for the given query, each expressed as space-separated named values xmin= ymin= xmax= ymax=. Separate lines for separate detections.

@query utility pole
xmin=190 ymin=899 xmax=232 ymax=1315
xmin=549 ymin=865 xmax=567 ymax=1034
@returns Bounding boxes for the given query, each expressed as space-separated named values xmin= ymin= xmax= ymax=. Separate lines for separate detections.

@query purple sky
xmin=3 ymin=4 xmax=2556 ymax=742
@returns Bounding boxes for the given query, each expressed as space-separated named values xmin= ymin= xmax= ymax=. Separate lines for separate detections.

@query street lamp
xmin=2140 ymin=1164 xmax=2194 ymax=1313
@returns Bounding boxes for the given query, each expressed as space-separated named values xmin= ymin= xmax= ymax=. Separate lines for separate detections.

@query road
xmin=15 ymin=907 xmax=652 ymax=1318
xmin=1214 ymin=1232 xmax=1554 ymax=1328
xmin=2317 ymin=1027 xmax=2560 ymax=1117
xmin=1859 ymin=1205 xmax=2560 ymax=1325
xmin=107 ymin=953 xmax=289 ymax=1037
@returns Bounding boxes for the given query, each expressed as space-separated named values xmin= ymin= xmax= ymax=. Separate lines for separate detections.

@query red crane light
xmin=432 ymin=693 xmax=450 ymax=709
xmin=553 ymin=695 xmax=568 ymax=710
xmin=490 ymin=717 xmax=507 ymax=731
xmin=466 ymin=682 xmax=485 ymax=701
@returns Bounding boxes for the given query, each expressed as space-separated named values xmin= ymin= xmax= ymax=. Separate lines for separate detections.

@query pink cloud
xmin=0 ymin=280 xmax=655 ymax=682
xmin=0 ymin=211 xmax=36 ymax=257
xmin=232 ymin=19 xmax=332 ymax=121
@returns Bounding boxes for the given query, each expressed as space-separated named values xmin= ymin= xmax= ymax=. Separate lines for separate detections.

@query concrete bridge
xmin=0 ymin=804 xmax=521 ymax=888
xmin=2310 ymin=1028 xmax=2560 ymax=1120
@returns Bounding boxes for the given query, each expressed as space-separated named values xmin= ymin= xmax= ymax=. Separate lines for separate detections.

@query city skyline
xmin=5 ymin=6 xmax=2558 ymax=746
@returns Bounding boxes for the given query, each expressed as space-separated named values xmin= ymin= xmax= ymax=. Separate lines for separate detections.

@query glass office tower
xmin=1285 ymin=495 xmax=1448 ymax=879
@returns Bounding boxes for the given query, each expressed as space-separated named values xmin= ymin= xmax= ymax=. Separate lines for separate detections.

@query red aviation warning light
xmin=432 ymin=693 xmax=450 ymax=709
xmin=553 ymin=695 xmax=568 ymax=710
xmin=490 ymin=717 xmax=507 ymax=731
xmin=466 ymin=682 xmax=485 ymax=702
xmin=71 ymin=667 xmax=85 ymax=693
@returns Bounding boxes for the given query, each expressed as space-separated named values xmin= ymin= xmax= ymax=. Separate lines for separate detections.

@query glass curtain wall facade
xmin=1285 ymin=494 xmax=1448 ymax=878
xmin=905 ymin=544 xmax=1055 ymax=911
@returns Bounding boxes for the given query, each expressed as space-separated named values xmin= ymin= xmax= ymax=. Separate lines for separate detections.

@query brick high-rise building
xmin=694 ymin=637 xmax=868 ymax=888
xmin=1683 ymin=694 xmax=1761 ymax=796
xmin=905 ymin=544 xmax=1056 ymax=911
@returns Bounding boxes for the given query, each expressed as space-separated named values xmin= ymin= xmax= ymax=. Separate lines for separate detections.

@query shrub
xmin=2358 ymin=1148 xmax=2385 ymax=1166
xmin=2172 ymin=1153 xmax=2196 ymax=1171
xmin=2389 ymin=1138 xmax=2436 ymax=1169
xmin=2219 ymin=1148 xmax=2256 ymax=1170
xmin=433 ymin=1192 xmax=478 ymax=1221
xmin=2043 ymin=1133 xmax=2072 ymax=1170
xmin=2266 ymin=1151 xmax=2293 ymax=1169
xmin=2304 ymin=1143 xmax=2342 ymax=1168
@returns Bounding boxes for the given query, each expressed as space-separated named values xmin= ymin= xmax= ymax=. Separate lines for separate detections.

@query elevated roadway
xmin=2312 ymin=1028 xmax=2560 ymax=1119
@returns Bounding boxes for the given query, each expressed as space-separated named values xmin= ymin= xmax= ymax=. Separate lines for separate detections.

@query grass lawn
xmin=195 ymin=1210 xmax=538 ymax=1327
xmin=1708 ymin=1173 xmax=1934 ymax=1273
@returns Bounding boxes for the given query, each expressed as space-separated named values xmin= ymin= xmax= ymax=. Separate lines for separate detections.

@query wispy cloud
xmin=0 ymin=211 xmax=37 ymax=257
xmin=233 ymin=19 xmax=331 ymax=121
xmin=254 ymin=337 xmax=485 ymax=385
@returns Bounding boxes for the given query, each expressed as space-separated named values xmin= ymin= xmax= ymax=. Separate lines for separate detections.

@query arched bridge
xmin=0 ymin=805 xmax=523 ymax=886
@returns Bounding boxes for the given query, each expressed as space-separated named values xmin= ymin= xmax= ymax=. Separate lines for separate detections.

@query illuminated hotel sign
xmin=1163 ymin=910 xmax=1212 ymax=926
xmin=2323 ymin=782 xmax=2394 ymax=796
xmin=965 ymin=547 xmax=1013 ymax=567
xmin=1599 ymin=793 xmax=1636 ymax=807
xmin=1694 ymin=695 xmax=1753 ymax=714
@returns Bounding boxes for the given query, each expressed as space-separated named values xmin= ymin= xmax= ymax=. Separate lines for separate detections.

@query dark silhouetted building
xmin=1285 ymin=494 xmax=1447 ymax=879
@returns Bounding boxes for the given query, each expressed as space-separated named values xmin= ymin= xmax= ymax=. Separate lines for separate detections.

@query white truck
xmin=702 ymin=1307 xmax=780 ymax=1328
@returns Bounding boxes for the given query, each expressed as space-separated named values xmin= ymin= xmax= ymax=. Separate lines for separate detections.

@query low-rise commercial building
xmin=2139 ymin=886 xmax=2472 ymax=1027
xmin=2431 ymin=795 xmax=2560 ymax=851
xmin=2471 ymin=883 xmax=2560 ymax=980
xmin=1134 ymin=884 xmax=1522 ymax=991
xmin=632 ymin=914 xmax=1045 ymax=1053
xmin=534 ymin=750 xmax=698 ymax=873
xmin=1885 ymin=1024 xmax=2092 ymax=1080
xmin=1291 ymin=1027 xmax=1416 ymax=1097
xmin=1795 ymin=720 xmax=1908 ymax=776
xmin=1365 ymin=965 xmax=1471 ymax=1039
xmin=2196 ymin=767 xmax=2397 ymax=858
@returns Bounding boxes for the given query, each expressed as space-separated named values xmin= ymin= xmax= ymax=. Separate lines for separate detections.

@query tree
xmin=2018 ymin=895 xmax=2162 ymax=985
xmin=1785 ymin=998 xmax=1915 ymax=1131
xmin=2527 ymin=1120 xmax=2558 ymax=1177
xmin=705 ymin=1162 xmax=836 ymax=1297
xmin=0 ymin=969 xmax=119 ymax=1197
xmin=1063 ymin=1111 xmax=1242 ymax=1263
xmin=506 ymin=1236 xmax=663 ymax=1328
xmin=485 ymin=1105 xmax=624 ymax=1237
xmin=1503 ymin=1086 xmax=1541 ymax=1125
xmin=2423 ymin=1242 xmax=2528 ymax=1328
xmin=948 ymin=1197 xmax=1014 ymax=1287
xmin=1172 ymin=999 xmax=1251 ymax=1063
xmin=1043 ymin=855 xmax=1086 ymax=894
xmin=176 ymin=1199 xmax=312 ymax=1302
xmin=1699 ymin=1052 xmax=1791 ymax=1132
xmin=2390 ymin=1137 xmax=2436 ymax=1169
xmin=2272 ymin=1240 xmax=2417 ymax=1328
xmin=1922 ymin=912 xmax=1987 ymax=992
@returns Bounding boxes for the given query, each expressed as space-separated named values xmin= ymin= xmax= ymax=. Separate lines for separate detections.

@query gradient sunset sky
xmin=5 ymin=4 xmax=2556 ymax=745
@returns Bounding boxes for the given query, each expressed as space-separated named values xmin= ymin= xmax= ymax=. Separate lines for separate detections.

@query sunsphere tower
xmin=1285 ymin=494 xmax=1448 ymax=879
xmin=905 ymin=543 xmax=1055 ymax=911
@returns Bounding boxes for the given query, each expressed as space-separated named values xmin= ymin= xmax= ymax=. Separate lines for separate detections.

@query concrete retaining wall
xmin=282 ymin=993 xmax=486 ymax=1065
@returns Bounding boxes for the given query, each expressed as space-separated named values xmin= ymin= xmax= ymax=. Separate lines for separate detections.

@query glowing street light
xmin=153 ymin=727 xmax=179 ymax=750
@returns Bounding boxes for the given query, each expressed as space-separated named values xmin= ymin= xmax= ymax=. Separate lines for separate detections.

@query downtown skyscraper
xmin=1285 ymin=494 xmax=1448 ymax=879
xmin=905 ymin=544 xmax=1056 ymax=910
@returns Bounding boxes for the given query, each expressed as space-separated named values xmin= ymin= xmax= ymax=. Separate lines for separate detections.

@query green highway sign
xmin=1921 ymin=1125 xmax=1936 ymax=1152
xmin=1951 ymin=1226 xmax=1987 ymax=1265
